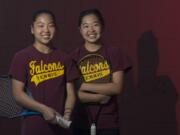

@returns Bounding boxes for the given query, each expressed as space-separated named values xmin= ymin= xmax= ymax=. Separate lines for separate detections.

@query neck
xmin=33 ymin=43 xmax=53 ymax=54
xmin=84 ymin=42 xmax=102 ymax=52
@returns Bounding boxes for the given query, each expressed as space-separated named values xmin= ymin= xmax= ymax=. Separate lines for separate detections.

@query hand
xmin=99 ymin=95 xmax=111 ymax=104
xmin=56 ymin=114 xmax=72 ymax=128
xmin=79 ymin=83 xmax=86 ymax=91
xmin=63 ymin=108 xmax=72 ymax=121
xmin=40 ymin=106 xmax=59 ymax=124
xmin=63 ymin=112 xmax=71 ymax=121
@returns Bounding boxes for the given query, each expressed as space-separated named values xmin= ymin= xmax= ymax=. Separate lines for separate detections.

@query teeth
xmin=42 ymin=35 xmax=50 ymax=38
xmin=89 ymin=35 xmax=96 ymax=38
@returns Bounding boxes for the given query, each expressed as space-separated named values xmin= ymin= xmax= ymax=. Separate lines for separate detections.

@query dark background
xmin=0 ymin=0 xmax=179 ymax=135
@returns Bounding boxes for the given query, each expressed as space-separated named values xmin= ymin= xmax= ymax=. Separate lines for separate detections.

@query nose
xmin=44 ymin=26 xmax=50 ymax=32
xmin=88 ymin=25 xmax=95 ymax=32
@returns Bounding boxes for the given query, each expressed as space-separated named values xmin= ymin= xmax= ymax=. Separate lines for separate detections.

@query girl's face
xmin=80 ymin=14 xmax=103 ymax=44
xmin=31 ymin=13 xmax=56 ymax=46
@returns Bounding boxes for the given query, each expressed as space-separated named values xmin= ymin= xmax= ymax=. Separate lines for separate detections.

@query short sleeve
xmin=108 ymin=47 xmax=131 ymax=73
xmin=9 ymin=52 xmax=27 ymax=83
xmin=65 ymin=55 xmax=80 ymax=82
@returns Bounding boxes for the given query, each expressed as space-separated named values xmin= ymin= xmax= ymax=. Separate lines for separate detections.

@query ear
xmin=79 ymin=27 xmax=83 ymax=35
xmin=100 ymin=25 xmax=104 ymax=33
xmin=31 ymin=25 xmax=34 ymax=34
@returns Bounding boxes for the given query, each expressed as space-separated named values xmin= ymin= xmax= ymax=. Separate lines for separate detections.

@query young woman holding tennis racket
xmin=9 ymin=9 xmax=79 ymax=135
xmin=71 ymin=9 xmax=130 ymax=135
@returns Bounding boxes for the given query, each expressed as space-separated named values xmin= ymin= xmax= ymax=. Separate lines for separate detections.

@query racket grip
xmin=90 ymin=123 xmax=96 ymax=135
xmin=21 ymin=111 xmax=41 ymax=116
xmin=56 ymin=115 xmax=72 ymax=128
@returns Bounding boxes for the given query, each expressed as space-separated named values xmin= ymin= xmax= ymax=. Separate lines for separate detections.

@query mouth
xmin=88 ymin=34 xmax=97 ymax=39
xmin=42 ymin=34 xmax=51 ymax=40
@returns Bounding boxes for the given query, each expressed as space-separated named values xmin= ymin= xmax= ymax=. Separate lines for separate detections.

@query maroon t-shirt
xmin=9 ymin=46 xmax=79 ymax=135
xmin=71 ymin=45 xmax=130 ymax=129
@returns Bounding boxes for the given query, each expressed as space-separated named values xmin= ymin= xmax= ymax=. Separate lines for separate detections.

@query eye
xmin=36 ymin=24 xmax=44 ymax=28
xmin=81 ymin=24 xmax=89 ymax=29
xmin=49 ymin=23 xmax=55 ymax=28
xmin=94 ymin=23 xmax=100 ymax=27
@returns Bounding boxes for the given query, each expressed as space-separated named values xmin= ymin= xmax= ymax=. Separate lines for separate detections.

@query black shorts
xmin=73 ymin=128 xmax=120 ymax=135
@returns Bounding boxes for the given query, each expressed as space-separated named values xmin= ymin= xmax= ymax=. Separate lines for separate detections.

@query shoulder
xmin=103 ymin=45 xmax=125 ymax=58
xmin=105 ymin=45 xmax=123 ymax=53
xmin=69 ymin=46 xmax=84 ymax=60
xmin=104 ymin=45 xmax=131 ymax=71
xmin=52 ymin=49 xmax=68 ymax=64
xmin=13 ymin=46 xmax=33 ymax=59
xmin=70 ymin=46 xmax=83 ymax=54
xmin=55 ymin=49 xmax=68 ymax=57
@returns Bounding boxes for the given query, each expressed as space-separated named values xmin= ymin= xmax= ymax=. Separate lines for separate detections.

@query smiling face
xmin=80 ymin=14 xmax=103 ymax=44
xmin=31 ymin=13 xmax=56 ymax=46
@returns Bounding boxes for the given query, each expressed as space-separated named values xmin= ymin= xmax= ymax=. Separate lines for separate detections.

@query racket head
xmin=78 ymin=53 xmax=112 ymax=120
xmin=0 ymin=75 xmax=23 ymax=118
xmin=78 ymin=53 xmax=111 ymax=83
xmin=0 ymin=75 xmax=41 ymax=118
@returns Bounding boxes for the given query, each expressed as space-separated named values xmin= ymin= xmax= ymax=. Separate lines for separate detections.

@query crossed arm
xmin=78 ymin=71 xmax=124 ymax=104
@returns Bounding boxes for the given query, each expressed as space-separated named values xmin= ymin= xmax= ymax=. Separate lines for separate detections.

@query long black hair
xmin=32 ymin=9 xmax=57 ymax=27
xmin=78 ymin=8 xmax=105 ymax=27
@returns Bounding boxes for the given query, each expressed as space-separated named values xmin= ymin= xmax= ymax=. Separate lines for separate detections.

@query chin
xmin=42 ymin=39 xmax=52 ymax=44
xmin=88 ymin=39 xmax=100 ymax=44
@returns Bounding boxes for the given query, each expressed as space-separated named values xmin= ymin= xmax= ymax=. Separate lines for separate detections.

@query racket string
xmin=0 ymin=76 xmax=23 ymax=118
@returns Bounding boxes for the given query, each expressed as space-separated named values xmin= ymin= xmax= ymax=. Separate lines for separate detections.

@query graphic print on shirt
xmin=29 ymin=60 xmax=64 ymax=86
xmin=78 ymin=54 xmax=111 ymax=83
xmin=78 ymin=54 xmax=112 ymax=121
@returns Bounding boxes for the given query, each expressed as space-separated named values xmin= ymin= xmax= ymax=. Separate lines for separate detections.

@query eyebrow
xmin=81 ymin=21 xmax=100 ymax=25
xmin=35 ymin=21 xmax=55 ymax=25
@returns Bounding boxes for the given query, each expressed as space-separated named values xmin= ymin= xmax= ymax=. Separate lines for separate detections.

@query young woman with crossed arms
xmin=71 ymin=9 xmax=130 ymax=135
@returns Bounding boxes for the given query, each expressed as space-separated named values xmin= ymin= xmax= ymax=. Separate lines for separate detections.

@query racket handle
xmin=21 ymin=111 xmax=41 ymax=116
xmin=56 ymin=115 xmax=72 ymax=128
xmin=90 ymin=123 xmax=96 ymax=135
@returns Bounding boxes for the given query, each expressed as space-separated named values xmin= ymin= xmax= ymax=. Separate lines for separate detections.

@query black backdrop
xmin=0 ymin=0 xmax=179 ymax=135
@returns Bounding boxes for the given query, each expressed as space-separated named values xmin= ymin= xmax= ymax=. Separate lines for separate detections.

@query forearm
xmin=13 ymin=90 xmax=47 ymax=113
xmin=80 ymin=82 xmax=122 ymax=96
xmin=12 ymin=79 xmax=58 ymax=123
xmin=80 ymin=71 xmax=124 ymax=96
xmin=64 ymin=98 xmax=75 ymax=118
xmin=64 ymin=82 xmax=76 ymax=119
xmin=12 ymin=79 xmax=49 ymax=114
xmin=78 ymin=91 xmax=109 ymax=103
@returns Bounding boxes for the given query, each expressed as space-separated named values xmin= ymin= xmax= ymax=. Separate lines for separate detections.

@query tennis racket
xmin=0 ymin=75 xmax=71 ymax=128
xmin=78 ymin=53 xmax=112 ymax=135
